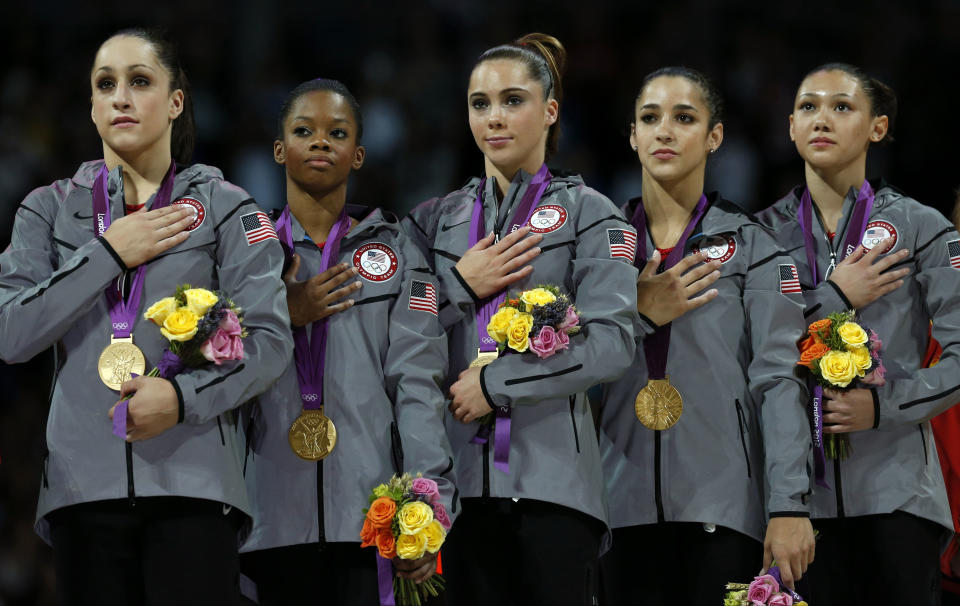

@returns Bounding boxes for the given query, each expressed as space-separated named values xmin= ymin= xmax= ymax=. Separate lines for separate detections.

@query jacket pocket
xmin=735 ymin=399 xmax=752 ymax=478
xmin=569 ymin=396 xmax=581 ymax=454
xmin=918 ymin=424 xmax=928 ymax=465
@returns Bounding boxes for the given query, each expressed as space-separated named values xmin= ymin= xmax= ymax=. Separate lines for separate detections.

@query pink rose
xmin=559 ymin=306 xmax=579 ymax=331
xmin=411 ymin=477 xmax=440 ymax=500
xmin=555 ymin=329 xmax=569 ymax=352
xmin=869 ymin=329 xmax=882 ymax=349
xmin=201 ymin=327 xmax=244 ymax=365
xmin=767 ymin=593 xmax=793 ymax=606
xmin=747 ymin=574 xmax=779 ymax=605
xmin=530 ymin=326 xmax=559 ymax=359
xmin=220 ymin=310 xmax=242 ymax=337
xmin=433 ymin=502 xmax=452 ymax=530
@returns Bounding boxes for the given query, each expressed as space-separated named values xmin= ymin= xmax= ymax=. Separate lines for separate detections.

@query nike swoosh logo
xmin=222 ymin=504 xmax=232 ymax=515
xmin=440 ymin=220 xmax=470 ymax=232
xmin=73 ymin=211 xmax=93 ymax=220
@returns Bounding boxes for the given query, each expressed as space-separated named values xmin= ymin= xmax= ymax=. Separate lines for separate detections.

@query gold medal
xmin=288 ymin=408 xmax=337 ymax=461
xmin=97 ymin=336 xmax=146 ymax=391
xmin=469 ymin=349 xmax=498 ymax=369
xmin=635 ymin=376 xmax=683 ymax=430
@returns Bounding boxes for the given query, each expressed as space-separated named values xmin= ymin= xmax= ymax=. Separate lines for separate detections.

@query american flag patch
xmin=607 ymin=229 xmax=637 ymax=262
xmin=409 ymin=280 xmax=438 ymax=315
xmin=240 ymin=211 xmax=278 ymax=246
xmin=949 ymin=240 xmax=960 ymax=270
xmin=779 ymin=264 xmax=802 ymax=294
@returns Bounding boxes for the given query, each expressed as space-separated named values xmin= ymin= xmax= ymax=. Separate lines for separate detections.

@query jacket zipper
xmin=654 ymin=430 xmax=664 ymax=522
xmin=316 ymin=461 xmax=326 ymax=548
xmin=569 ymin=396 xmax=581 ymax=453
xmin=833 ymin=457 xmax=845 ymax=518
xmin=216 ymin=415 xmax=225 ymax=446
xmin=814 ymin=201 xmax=856 ymax=280
xmin=734 ymin=399 xmax=752 ymax=478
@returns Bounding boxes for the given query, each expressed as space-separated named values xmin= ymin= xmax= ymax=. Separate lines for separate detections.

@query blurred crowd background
xmin=2 ymin=0 xmax=959 ymax=603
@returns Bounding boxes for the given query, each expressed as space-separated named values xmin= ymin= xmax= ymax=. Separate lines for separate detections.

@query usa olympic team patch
xmin=527 ymin=205 xmax=568 ymax=234
xmin=172 ymin=197 xmax=205 ymax=231
xmin=692 ymin=234 xmax=737 ymax=264
xmin=353 ymin=242 xmax=398 ymax=282
xmin=861 ymin=220 xmax=898 ymax=253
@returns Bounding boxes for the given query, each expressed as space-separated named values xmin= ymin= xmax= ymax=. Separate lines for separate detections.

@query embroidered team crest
xmin=693 ymin=235 xmax=737 ymax=264
xmin=948 ymin=240 xmax=960 ymax=270
xmin=173 ymin=197 xmax=205 ymax=231
xmin=861 ymin=220 xmax=898 ymax=253
xmin=527 ymin=205 xmax=568 ymax=234
xmin=408 ymin=280 xmax=438 ymax=315
xmin=353 ymin=242 xmax=398 ymax=282
xmin=778 ymin=264 xmax=802 ymax=294
xmin=607 ymin=229 xmax=637 ymax=262
xmin=240 ymin=211 xmax=278 ymax=245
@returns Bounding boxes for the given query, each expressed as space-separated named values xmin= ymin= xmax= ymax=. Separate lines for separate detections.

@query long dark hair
xmin=474 ymin=33 xmax=567 ymax=159
xmin=95 ymin=28 xmax=197 ymax=165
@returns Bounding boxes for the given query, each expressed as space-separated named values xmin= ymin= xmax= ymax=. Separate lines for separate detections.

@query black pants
xmin=48 ymin=497 xmax=245 ymax=606
xmin=601 ymin=522 xmax=762 ymax=605
xmin=241 ymin=542 xmax=383 ymax=606
xmin=442 ymin=497 xmax=604 ymax=606
xmin=801 ymin=512 xmax=944 ymax=605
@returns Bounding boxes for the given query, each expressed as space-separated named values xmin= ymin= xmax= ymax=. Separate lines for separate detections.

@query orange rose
xmin=798 ymin=343 xmax=831 ymax=367
xmin=376 ymin=529 xmax=397 ymax=559
xmin=360 ymin=518 xmax=377 ymax=548
xmin=808 ymin=318 xmax=832 ymax=337
xmin=798 ymin=334 xmax=816 ymax=353
xmin=367 ymin=496 xmax=397 ymax=529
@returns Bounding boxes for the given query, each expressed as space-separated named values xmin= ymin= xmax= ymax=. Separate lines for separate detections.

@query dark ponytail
xmin=475 ymin=32 xmax=567 ymax=159
xmin=803 ymin=63 xmax=897 ymax=144
xmin=96 ymin=28 xmax=197 ymax=165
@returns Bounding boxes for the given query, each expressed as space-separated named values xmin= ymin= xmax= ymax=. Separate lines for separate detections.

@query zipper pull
xmin=824 ymin=252 xmax=837 ymax=281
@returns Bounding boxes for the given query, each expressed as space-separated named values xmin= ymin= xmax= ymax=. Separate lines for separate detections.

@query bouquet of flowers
xmin=486 ymin=285 xmax=580 ymax=359
xmin=360 ymin=473 xmax=451 ymax=606
xmin=142 ymin=284 xmax=247 ymax=376
xmin=724 ymin=568 xmax=808 ymax=606
xmin=796 ymin=310 xmax=885 ymax=459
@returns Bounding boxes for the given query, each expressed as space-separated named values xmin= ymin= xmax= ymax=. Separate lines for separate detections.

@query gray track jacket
xmin=241 ymin=206 xmax=456 ymax=550
xmin=0 ymin=161 xmax=292 ymax=542
xmin=758 ymin=182 xmax=958 ymax=530
xmin=599 ymin=195 xmax=812 ymax=541
xmin=403 ymin=170 xmax=638 ymax=530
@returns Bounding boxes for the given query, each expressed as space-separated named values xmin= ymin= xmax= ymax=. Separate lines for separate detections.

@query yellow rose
xmin=183 ymin=288 xmax=219 ymax=316
xmin=395 ymin=531 xmax=427 ymax=560
xmin=850 ymin=345 xmax=872 ymax=376
xmin=397 ymin=501 xmax=434 ymax=535
xmin=143 ymin=297 xmax=178 ymax=326
xmin=487 ymin=307 xmax=520 ymax=344
xmin=160 ymin=308 xmax=199 ymax=342
xmin=506 ymin=313 xmax=534 ymax=353
xmin=520 ymin=287 xmax=557 ymax=308
xmin=421 ymin=520 xmax=446 ymax=553
xmin=837 ymin=321 xmax=868 ymax=348
xmin=818 ymin=350 xmax=857 ymax=387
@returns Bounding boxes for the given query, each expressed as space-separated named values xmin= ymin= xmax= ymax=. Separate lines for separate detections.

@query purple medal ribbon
xmin=766 ymin=566 xmax=805 ymax=603
xmin=629 ymin=195 xmax=710 ymax=383
xmin=467 ymin=165 xmax=552 ymax=474
xmin=276 ymin=205 xmax=352 ymax=411
xmin=797 ymin=181 xmax=874 ymax=487
xmin=375 ymin=554 xmax=396 ymax=606
xmin=96 ymin=162 xmax=177 ymax=439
